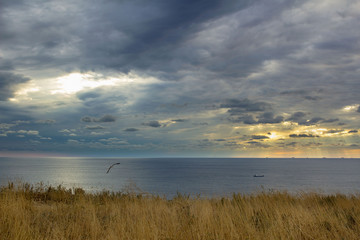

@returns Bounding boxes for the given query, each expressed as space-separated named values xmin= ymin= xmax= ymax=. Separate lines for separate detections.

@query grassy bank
xmin=0 ymin=182 xmax=359 ymax=239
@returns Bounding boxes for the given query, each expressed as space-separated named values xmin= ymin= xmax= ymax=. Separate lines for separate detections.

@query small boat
xmin=253 ymin=174 xmax=264 ymax=177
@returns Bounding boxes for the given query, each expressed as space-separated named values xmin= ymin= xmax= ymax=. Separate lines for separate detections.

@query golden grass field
xmin=1 ymin=182 xmax=359 ymax=240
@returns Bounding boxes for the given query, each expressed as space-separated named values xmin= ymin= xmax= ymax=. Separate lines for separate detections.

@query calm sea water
xmin=0 ymin=157 xmax=359 ymax=197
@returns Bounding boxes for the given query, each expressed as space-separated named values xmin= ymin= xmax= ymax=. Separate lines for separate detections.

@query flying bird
xmin=106 ymin=162 xmax=120 ymax=174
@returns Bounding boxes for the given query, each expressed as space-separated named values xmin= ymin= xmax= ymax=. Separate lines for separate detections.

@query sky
xmin=0 ymin=0 xmax=359 ymax=158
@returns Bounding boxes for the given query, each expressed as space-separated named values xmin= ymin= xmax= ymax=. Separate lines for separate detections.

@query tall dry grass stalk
xmin=0 ymin=182 xmax=359 ymax=239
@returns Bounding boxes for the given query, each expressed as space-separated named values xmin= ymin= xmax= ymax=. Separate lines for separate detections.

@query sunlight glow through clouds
xmin=10 ymin=71 xmax=162 ymax=103
xmin=51 ymin=72 xmax=123 ymax=94
xmin=9 ymin=81 xmax=40 ymax=102
xmin=343 ymin=104 xmax=359 ymax=112
xmin=268 ymin=132 xmax=279 ymax=139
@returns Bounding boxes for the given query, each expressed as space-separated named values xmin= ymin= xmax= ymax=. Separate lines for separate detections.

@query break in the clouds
xmin=0 ymin=0 xmax=359 ymax=157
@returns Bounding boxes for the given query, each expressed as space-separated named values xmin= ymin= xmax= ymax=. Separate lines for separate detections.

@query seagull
xmin=106 ymin=162 xmax=120 ymax=174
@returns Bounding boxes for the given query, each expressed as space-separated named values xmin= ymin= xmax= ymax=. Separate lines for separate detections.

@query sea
xmin=0 ymin=157 xmax=359 ymax=198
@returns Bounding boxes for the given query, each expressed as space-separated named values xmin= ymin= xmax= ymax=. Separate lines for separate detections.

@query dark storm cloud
xmin=81 ymin=115 xmax=116 ymax=123
xmin=142 ymin=121 xmax=161 ymax=128
xmin=1 ymin=0 xmax=359 ymax=93
xmin=0 ymin=0 xmax=258 ymax=76
xmin=348 ymin=130 xmax=358 ymax=133
xmin=0 ymin=72 xmax=30 ymax=101
xmin=357 ymin=106 xmax=360 ymax=113
xmin=124 ymin=128 xmax=139 ymax=132
xmin=220 ymin=99 xmax=272 ymax=115
xmin=78 ymin=0 xmax=259 ymax=76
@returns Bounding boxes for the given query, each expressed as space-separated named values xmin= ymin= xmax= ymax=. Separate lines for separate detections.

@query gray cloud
xmin=95 ymin=115 xmax=116 ymax=123
xmin=285 ymin=112 xmax=338 ymax=126
xmin=0 ymin=72 xmax=30 ymax=101
xmin=77 ymin=91 xmax=101 ymax=101
xmin=304 ymin=96 xmax=321 ymax=101
xmin=358 ymin=106 xmax=360 ymax=113
xmin=307 ymin=117 xmax=324 ymax=125
xmin=228 ymin=112 xmax=283 ymax=125
xmin=85 ymin=125 xmax=105 ymax=130
xmin=171 ymin=119 xmax=187 ymax=122
xmin=280 ymin=89 xmax=321 ymax=101
xmin=257 ymin=112 xmax=284 ymax=124
xmin=142 ymin=121 xmax=161 ymax=128
xmin=214 ymin=139 xmax=226 ymax=142
xmin=322 ymin=118 xmax=339 ymax=123
xmin=124 ymin=128 xmax=139 ymax=132
xmin=228 ymin=115 xmax=257 ymax=124
xmin=286 ymin=112 xmax=306 ymax=122
xmin=286 ymin=142 xmax=297 ymax=147
xmin=196 ymin=122 xmax=209 ymax=126
xmin=81 ymin=116 xmax=92 ymax=123
xmin=289 ymin=134 xmax=318 ymax=138
xmin=246 ymin=141 xmax=270 ymax=148
xmin=81 ymin=115 xmax=116 ymax=123
xmin=221 ymin=99 xmax=272 ymax=115
xmin=326 ymin=129 xmax=343 ymax=134
xmin=35 ymin=119 xmax=56 ymax=124
xmin=0 ymin=0 xmax=257 ymax=77
xmin=280 ymin=90 xmax=307 ymax=95
xmin=251 ymin=135 xmax=269 ymax=140
xmin=348 ymin=130 xmax=358 ymax=133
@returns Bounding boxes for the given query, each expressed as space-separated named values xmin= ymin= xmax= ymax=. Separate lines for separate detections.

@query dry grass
xmin=1 ymin=182 xmax=360 ymax=240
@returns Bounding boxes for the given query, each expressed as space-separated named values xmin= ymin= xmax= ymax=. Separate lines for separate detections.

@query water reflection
xmin=0 ymin=157 xmax=360 ymax=197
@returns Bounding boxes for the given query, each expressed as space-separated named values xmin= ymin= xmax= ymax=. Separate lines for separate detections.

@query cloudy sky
xmin=0 ymin=0 xmax=359 ymax=157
